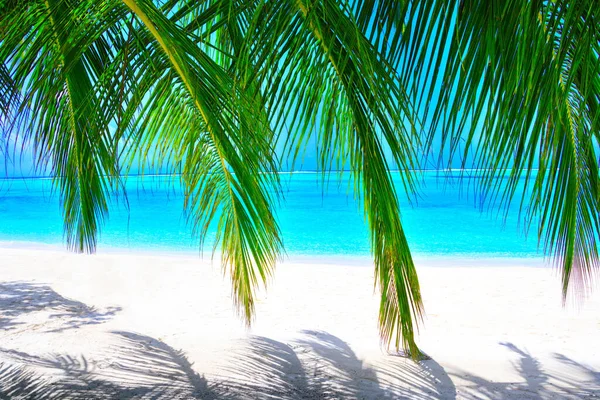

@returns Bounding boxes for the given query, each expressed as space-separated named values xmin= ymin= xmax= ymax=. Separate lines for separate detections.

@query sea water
xmin=0 ymin=171 xmax=542 ymax=260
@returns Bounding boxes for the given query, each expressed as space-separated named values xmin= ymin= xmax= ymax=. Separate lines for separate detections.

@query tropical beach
xmin=2 ymin=0 xmax=600 ymax=398
xmin=0 ymin=247 xmax=598 ymax=398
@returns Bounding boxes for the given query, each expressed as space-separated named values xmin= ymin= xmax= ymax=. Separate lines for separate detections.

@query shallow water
xmin=0 ymin=171 xmax=542 ymax=259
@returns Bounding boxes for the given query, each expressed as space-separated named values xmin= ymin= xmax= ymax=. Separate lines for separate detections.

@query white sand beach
xmin=0 ymin=247 xmax=599 ymax=399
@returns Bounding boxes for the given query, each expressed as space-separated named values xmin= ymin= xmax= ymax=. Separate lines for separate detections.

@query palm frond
xmin=226 ymin=0 xmax=424 ymax=356
xmin=0 ymin=0 xmax=126 ymax=252
xmin=117 ymin=0 xmax=282 ymax=323
xmin=399 ymin=0 xmax=600 ymax=298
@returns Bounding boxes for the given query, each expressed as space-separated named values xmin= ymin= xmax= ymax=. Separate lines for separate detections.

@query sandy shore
xmin=0 ymin=247 xmax=598 ymax=399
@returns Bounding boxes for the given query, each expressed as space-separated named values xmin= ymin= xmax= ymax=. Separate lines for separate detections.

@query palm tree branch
xmin=120 ymin=0 xmax=282 ymax=323
xmin=288 ymin=0 xmax=424 ymax=358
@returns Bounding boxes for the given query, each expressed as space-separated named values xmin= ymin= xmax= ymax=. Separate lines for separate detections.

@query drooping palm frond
xmin=224 ymin=0 xmax=424 ymax=355
xmin=2 ymin=0 xmax=425 ymax=356
xmin=1 ymin=0 xmax=284 ymax=324
xmin=114 ymin=0 xmax=283 ymax=323
xmin=99 ymin=0 xmax=425 ymax=353
xmin=384 ymin=0 xmax=600 ymax=298
xmin=0 ymin=0 xmax=127 ymax=252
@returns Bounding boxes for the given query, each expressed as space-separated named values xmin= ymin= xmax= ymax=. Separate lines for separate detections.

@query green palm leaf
xmin=0 ymin=0 xmax=125 ymax=252
xmin=117 ymin=0 xmax=283 ymax=323
xmin=228 ymin=0 xmax=424 ymax=355
xmin=398 ymin=0 xmax=600 ymax=300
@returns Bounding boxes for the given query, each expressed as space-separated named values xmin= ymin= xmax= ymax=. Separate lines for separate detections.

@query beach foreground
xmin=0 ymin=248 xmax=598 ymax=399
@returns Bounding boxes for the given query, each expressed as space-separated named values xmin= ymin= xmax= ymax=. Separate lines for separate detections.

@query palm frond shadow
xmin=0 ymin=281 xmax=120 ymax=332
xmin=0 ymin=329 xmax=454 ymax=399
xmin=451 ymin=342 xmax=600 ymax=399
xmin=222 ymin=335 xmax=322 ymax=399
xmin=222 ymin=330 xmax=456 ymax=399
xmin=0 ymin=331 xmax=226 ymax=399
xmin=2 ymin=330 xmax=598 ymax=399
xmin=104 ymin=331 xmax=224 ymax=399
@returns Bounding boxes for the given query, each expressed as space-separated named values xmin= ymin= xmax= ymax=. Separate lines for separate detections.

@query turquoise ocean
xmin=0 ymin=172 xmax=542 ymax=261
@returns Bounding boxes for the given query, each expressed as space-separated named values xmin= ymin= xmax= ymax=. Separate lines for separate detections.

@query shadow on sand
xmin=0 ymin=331 xmax=222 ymax=399
xmin=221 ymin=330 xmax=456 ymax=399
xmin=0 ymin=281 xmax=121 ymax=332
xmin=450 ymin=342 xmax=600 ymax=399
xmin=0 ymin=282 xmax=599 ymax=399
xmin=0 ymin=330 xmax=457 ymax=399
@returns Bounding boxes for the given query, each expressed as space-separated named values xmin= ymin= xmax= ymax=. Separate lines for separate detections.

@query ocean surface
xmin=0 ymin=171 xmax=543 ymax=260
